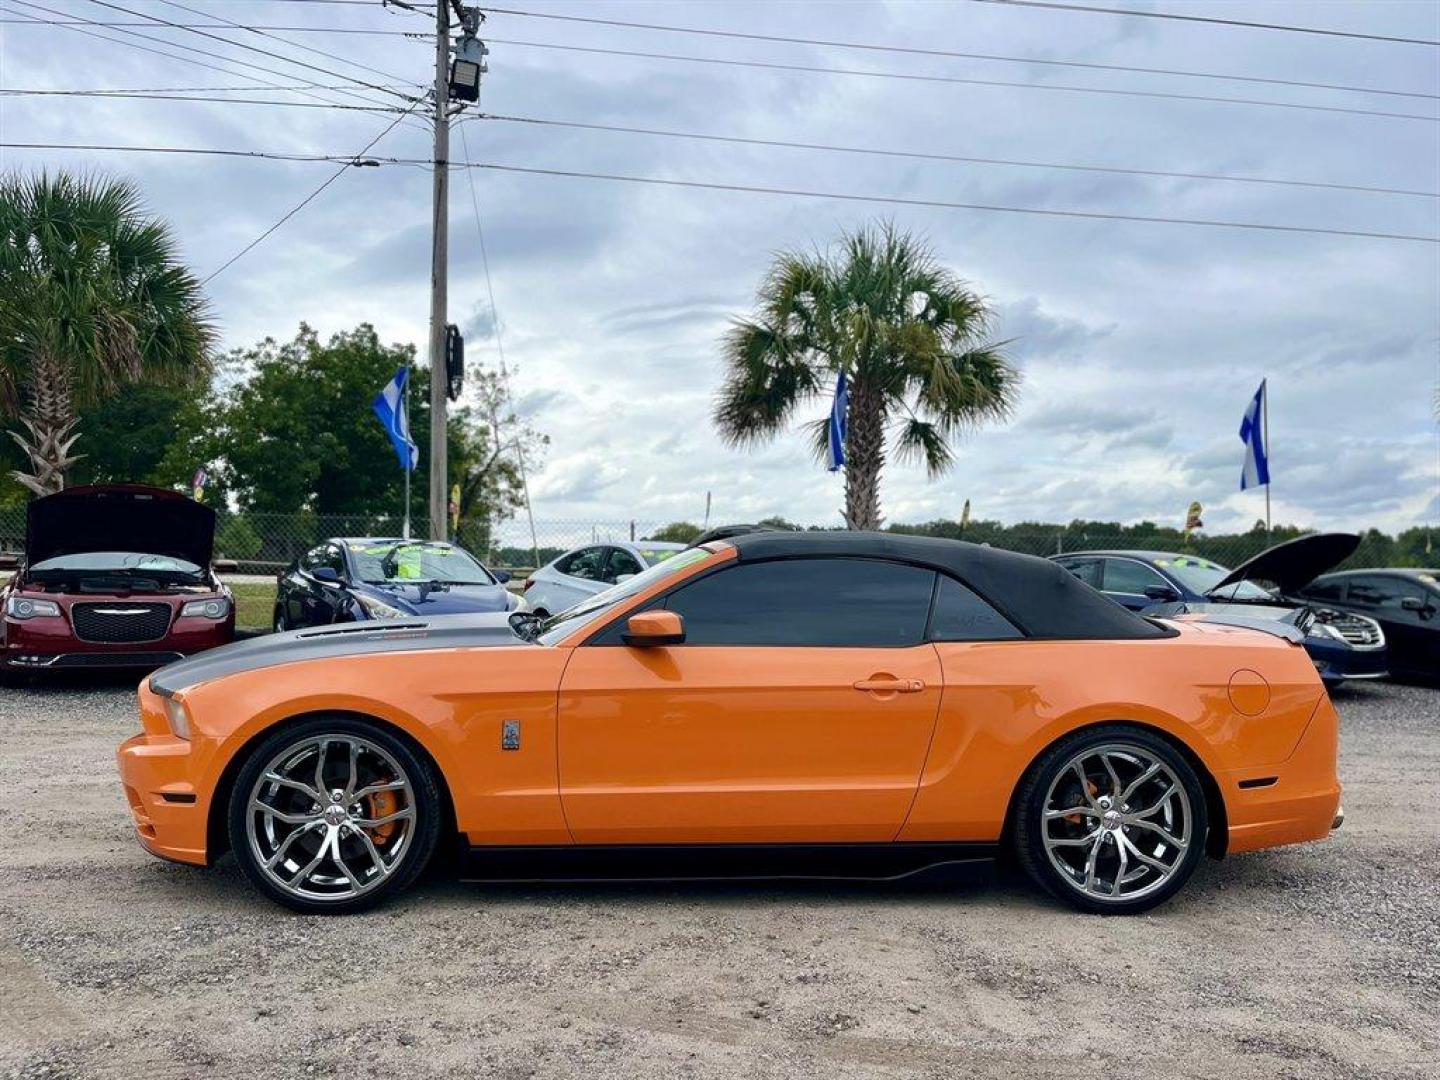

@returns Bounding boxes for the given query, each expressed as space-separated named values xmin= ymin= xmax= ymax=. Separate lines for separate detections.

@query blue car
xmin=1052 ymin=533 xmax=1387 ymax=686
xmin=274 ymin=537 xmax=523 ymax=632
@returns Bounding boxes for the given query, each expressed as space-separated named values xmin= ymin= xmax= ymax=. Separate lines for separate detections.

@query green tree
xmin=216 ymin=324 xmax=543 ymax=539
xmin=0 ymin=172 xmax=213 ymax=494
xmin=649 ymin=521 xmax=702 ymax=544
xmin=715 ymin=222 xmax=1019 ymax=530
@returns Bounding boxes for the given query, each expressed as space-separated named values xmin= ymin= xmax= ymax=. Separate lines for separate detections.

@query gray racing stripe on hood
xmin=150 ymin=613 xmax=530 ymax=695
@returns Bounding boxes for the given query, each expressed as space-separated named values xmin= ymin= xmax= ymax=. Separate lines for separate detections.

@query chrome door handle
xmin=853 ymin=677 xmax=925 ymax=693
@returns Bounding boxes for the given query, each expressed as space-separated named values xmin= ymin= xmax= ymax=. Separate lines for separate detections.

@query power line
xmin=6 ymin=0 xmax=430 ymax=137
xmin=10 ymin=141 xmax=1435 ymax=244
xmin=8 ymin=0 xmax=419 ymax=116
xmin=78 ymin=0 xmax=419 ymax=102
xmin=482 ymin=5 xmax=1437 ymax=102
xmin=469 ymin=111 xmax=1439 ymax=200
xmin=202 ymin=101 xmax=426 ymax=284
xmin=0 ymin=17 xmax=422 ymax=36
xmin=482 ymin=36 xmax=1439 ymax=122
xmin=1 ymin=88 xmax=408 ymax=112
xmin=0 ymin=82 xmax=423 ymax=94
xmin=149 ymin=0 xmax=419 ymax=86
xmin=968 ymin=0 xmax=1440 ymax=47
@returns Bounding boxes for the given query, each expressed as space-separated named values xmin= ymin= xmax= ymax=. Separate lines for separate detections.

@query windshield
xmin=28 ymin=551 xmax=203 ymax=582
xmin=348 ymin=541 xmax=495 ymax=586
xmin=535 ymin=546 xmax=714 ymax=645
xmin=1155 ymin=555 xmax=1272 ymax=601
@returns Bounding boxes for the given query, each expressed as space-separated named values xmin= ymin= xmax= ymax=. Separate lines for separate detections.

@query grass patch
xmin=230 ymin=582 xmax=276 ymax=633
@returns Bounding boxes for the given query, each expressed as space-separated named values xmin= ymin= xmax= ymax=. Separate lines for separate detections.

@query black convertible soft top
xmin=728 ymin=530 xmax=1170 ymax=640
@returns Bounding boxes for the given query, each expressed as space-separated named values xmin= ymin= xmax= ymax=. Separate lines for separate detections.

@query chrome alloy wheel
xmin=1041 ymin=743 xmax=1193 ymax=904
xmin=246 ymin=735 xmax=416 ymax=902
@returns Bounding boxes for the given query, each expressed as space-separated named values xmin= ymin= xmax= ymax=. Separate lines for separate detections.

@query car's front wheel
xmin=1014 ymin=725 xmax=1207 ymax=915
xmin=228 ymin=717 xmax=442 ymax=914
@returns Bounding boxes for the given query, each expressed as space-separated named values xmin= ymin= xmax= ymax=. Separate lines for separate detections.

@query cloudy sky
xmin=2 ymin=0 xmax=1437 ymax=540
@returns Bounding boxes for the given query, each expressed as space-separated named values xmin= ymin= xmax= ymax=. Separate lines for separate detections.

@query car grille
xmin=50 ymin=651 xmax=184 ymax=668
xmin=70 ymin=603 xmax=173 ymax=643
xmin=1330 ymin=613 xmax=1383 ymax=648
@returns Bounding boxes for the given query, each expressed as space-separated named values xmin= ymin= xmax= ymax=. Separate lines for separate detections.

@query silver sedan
xmin=522 ymin=540 xmax=688 ymax=617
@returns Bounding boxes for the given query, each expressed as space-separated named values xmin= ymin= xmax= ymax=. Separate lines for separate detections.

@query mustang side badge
xmin=501 ymin=720 xmax=521 ymax=751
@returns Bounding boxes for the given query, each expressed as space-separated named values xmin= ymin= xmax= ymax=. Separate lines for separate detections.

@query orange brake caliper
xmin=365 ymin=789 xmax=400 ymax=844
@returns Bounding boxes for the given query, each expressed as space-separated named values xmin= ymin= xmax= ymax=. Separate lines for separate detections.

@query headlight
xmin=180 ymin=597 xmax=231 ymax=619
xmin=5 ymin=596 xmax=60 ymax=619
xmin=162 ymin=695 xmax=191 ymax=740
xmin=1306 ymin=620 xmax=1342 ymax=641
xmin=355 ymin=593 xmax=406 ymax=620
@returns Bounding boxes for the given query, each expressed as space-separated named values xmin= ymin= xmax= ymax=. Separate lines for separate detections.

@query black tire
xmin=227 ymin=715 xmax=443 ymax=914
xmin=1013 ymin=724 xmax=1208 ymax=915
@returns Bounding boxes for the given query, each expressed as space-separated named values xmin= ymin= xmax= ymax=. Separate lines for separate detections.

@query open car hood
xmin=1209 ymin=532 xmax=1358 ymax=595
xmin=25 ymin=484 xmax=216 ymax=568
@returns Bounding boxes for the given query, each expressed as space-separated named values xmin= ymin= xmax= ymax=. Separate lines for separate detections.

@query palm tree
xmin=715 ymin=223 xmax=1019 ymax=530
xmin=0 ymin=172 xmax=213 ymax=494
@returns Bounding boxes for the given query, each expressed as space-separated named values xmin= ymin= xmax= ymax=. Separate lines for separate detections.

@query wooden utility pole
xmin=427 ymin=0 xmax=451 ymax=540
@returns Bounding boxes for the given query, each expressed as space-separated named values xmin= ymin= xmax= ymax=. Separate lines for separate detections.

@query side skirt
xmin=459 ymin=842 xmax=999 ymax=885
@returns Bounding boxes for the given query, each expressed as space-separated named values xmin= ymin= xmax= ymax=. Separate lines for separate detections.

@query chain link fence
xmin=0 ymin=507 xmax=1427 ymax=576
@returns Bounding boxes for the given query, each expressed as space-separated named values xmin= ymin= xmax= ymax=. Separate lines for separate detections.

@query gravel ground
xmin=0 ymin=678 xmax=1436 ymax=1080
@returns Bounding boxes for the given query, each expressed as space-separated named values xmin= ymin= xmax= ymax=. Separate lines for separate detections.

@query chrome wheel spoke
xmin=1042 ymin=744 xmax=1192 ymax=904
xmin=246 ymin=734 xmax=415 ymax=902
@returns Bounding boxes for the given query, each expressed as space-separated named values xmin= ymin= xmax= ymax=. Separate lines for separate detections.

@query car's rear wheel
xmin=228 ymin=717 xmax=442 ymax=914
xmin=1014 ymin=725 xmax=1207 ymax=915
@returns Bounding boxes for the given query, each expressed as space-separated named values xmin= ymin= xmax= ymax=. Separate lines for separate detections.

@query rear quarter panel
xmin=177 ymin=645 xmax=574 ymax=846
xmin=900 ymin=623 xmax=1324 ymax=842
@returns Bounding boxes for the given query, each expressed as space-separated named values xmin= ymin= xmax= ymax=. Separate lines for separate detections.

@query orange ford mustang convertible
xmin=117 ymin=532 xmax=1342 ymax=915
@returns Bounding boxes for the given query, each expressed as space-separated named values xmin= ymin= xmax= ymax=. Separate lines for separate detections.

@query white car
xmin=523 ymin=540 xmax=688 ymax=617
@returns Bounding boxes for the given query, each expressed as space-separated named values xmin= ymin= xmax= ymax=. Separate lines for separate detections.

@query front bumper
xmin=1224 ymin=693 xmax=1343 ymax=855
xmin=4 ymin=613 xmax=233 ymax=672
xmin=1302 ymin=638 xmax=1387 ymax=683
xmin=116 ymin=687 xmax=210 ymax=866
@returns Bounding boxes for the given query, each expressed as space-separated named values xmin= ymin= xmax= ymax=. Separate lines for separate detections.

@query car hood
xmin=150 ymin=612 xmax=529 ymax=694
xmin=355 ymin=581 xmax=511 ymax=615
xmin=26 ymin=484 xmax=215 ymax=567
xmin=1209 ymin=532 xmax=1359 ymax=595
xmin=1147 ymin=601 xmax=1301 ymax=625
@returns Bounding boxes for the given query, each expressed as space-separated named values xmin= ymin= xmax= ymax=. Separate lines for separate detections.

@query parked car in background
xmin=1 ymin=484 xmax=234 ymax=676
xmin=1052 ymin=534 xmax=1387 ymax=686
xmin=523 ymin=540 xmax=686 ymax=616
xmin=1292 ymin=568 xmax=1439 ymax=681
xmin=274 ymin=538 xmax=521 ymax=632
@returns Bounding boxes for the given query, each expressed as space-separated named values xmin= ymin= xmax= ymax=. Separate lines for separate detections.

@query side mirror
xmin=622 ymin=610 xmax=685 ymax=647
xmin=1144 ymin=585 xmax=1180 ymax=602
xmin=213 ymin=558 xmax=238 ymax=573
xmin=493 ymin=569 xmax=512 ymax=584
xmin=1400 ymin=596 xmax=1434 ymax=617
xmin=312 ymin=566 xmax=342 ymax=585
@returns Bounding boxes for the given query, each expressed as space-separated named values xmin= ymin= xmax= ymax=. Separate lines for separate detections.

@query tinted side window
xmin=1057 ymin=558 xmax=1102 ymax=588
xmin=1302 ymin=577 xmax=1345 ymax=602
xmin=301 ymin=545 xmax=333 ymax=573
xmin=607 ymin=548 xmax=643 ymax=580
xmin=563 ymin=548 xmax=606 ymax=581
xmin=1345 ymin=576 xmax=1391 ymax=607
xmin=663 ymin=558 xmax=936 ymax=647
xmin=929 ymin=576 xmax=1022 ymax=641
xmin=1102 ymin=559 xmax=1168 ymax=594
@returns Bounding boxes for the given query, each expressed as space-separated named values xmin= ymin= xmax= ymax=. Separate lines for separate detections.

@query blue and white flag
xmin=826 ymin=371 xmax=849 ymax=472
xmin=1238 ymin=378 xmax=1270 ymax=491
xmin=373 ymin=366 xmax=418 ymax=471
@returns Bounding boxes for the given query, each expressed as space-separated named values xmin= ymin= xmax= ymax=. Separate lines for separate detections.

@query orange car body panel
xmin=116 ymin=544 xmax=1342 ymax=868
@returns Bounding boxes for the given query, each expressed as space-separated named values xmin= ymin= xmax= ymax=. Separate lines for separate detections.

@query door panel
xmin=557 ymin=644 xmax=944 ymax=844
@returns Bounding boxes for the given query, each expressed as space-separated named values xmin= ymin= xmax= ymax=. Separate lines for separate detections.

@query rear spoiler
xmin=1167 ymin=612 xmax=1304 ymax=644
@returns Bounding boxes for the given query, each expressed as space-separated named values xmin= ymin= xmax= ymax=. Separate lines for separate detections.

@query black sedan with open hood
xmin=1 ymin=484 xmax=235 ymax=675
